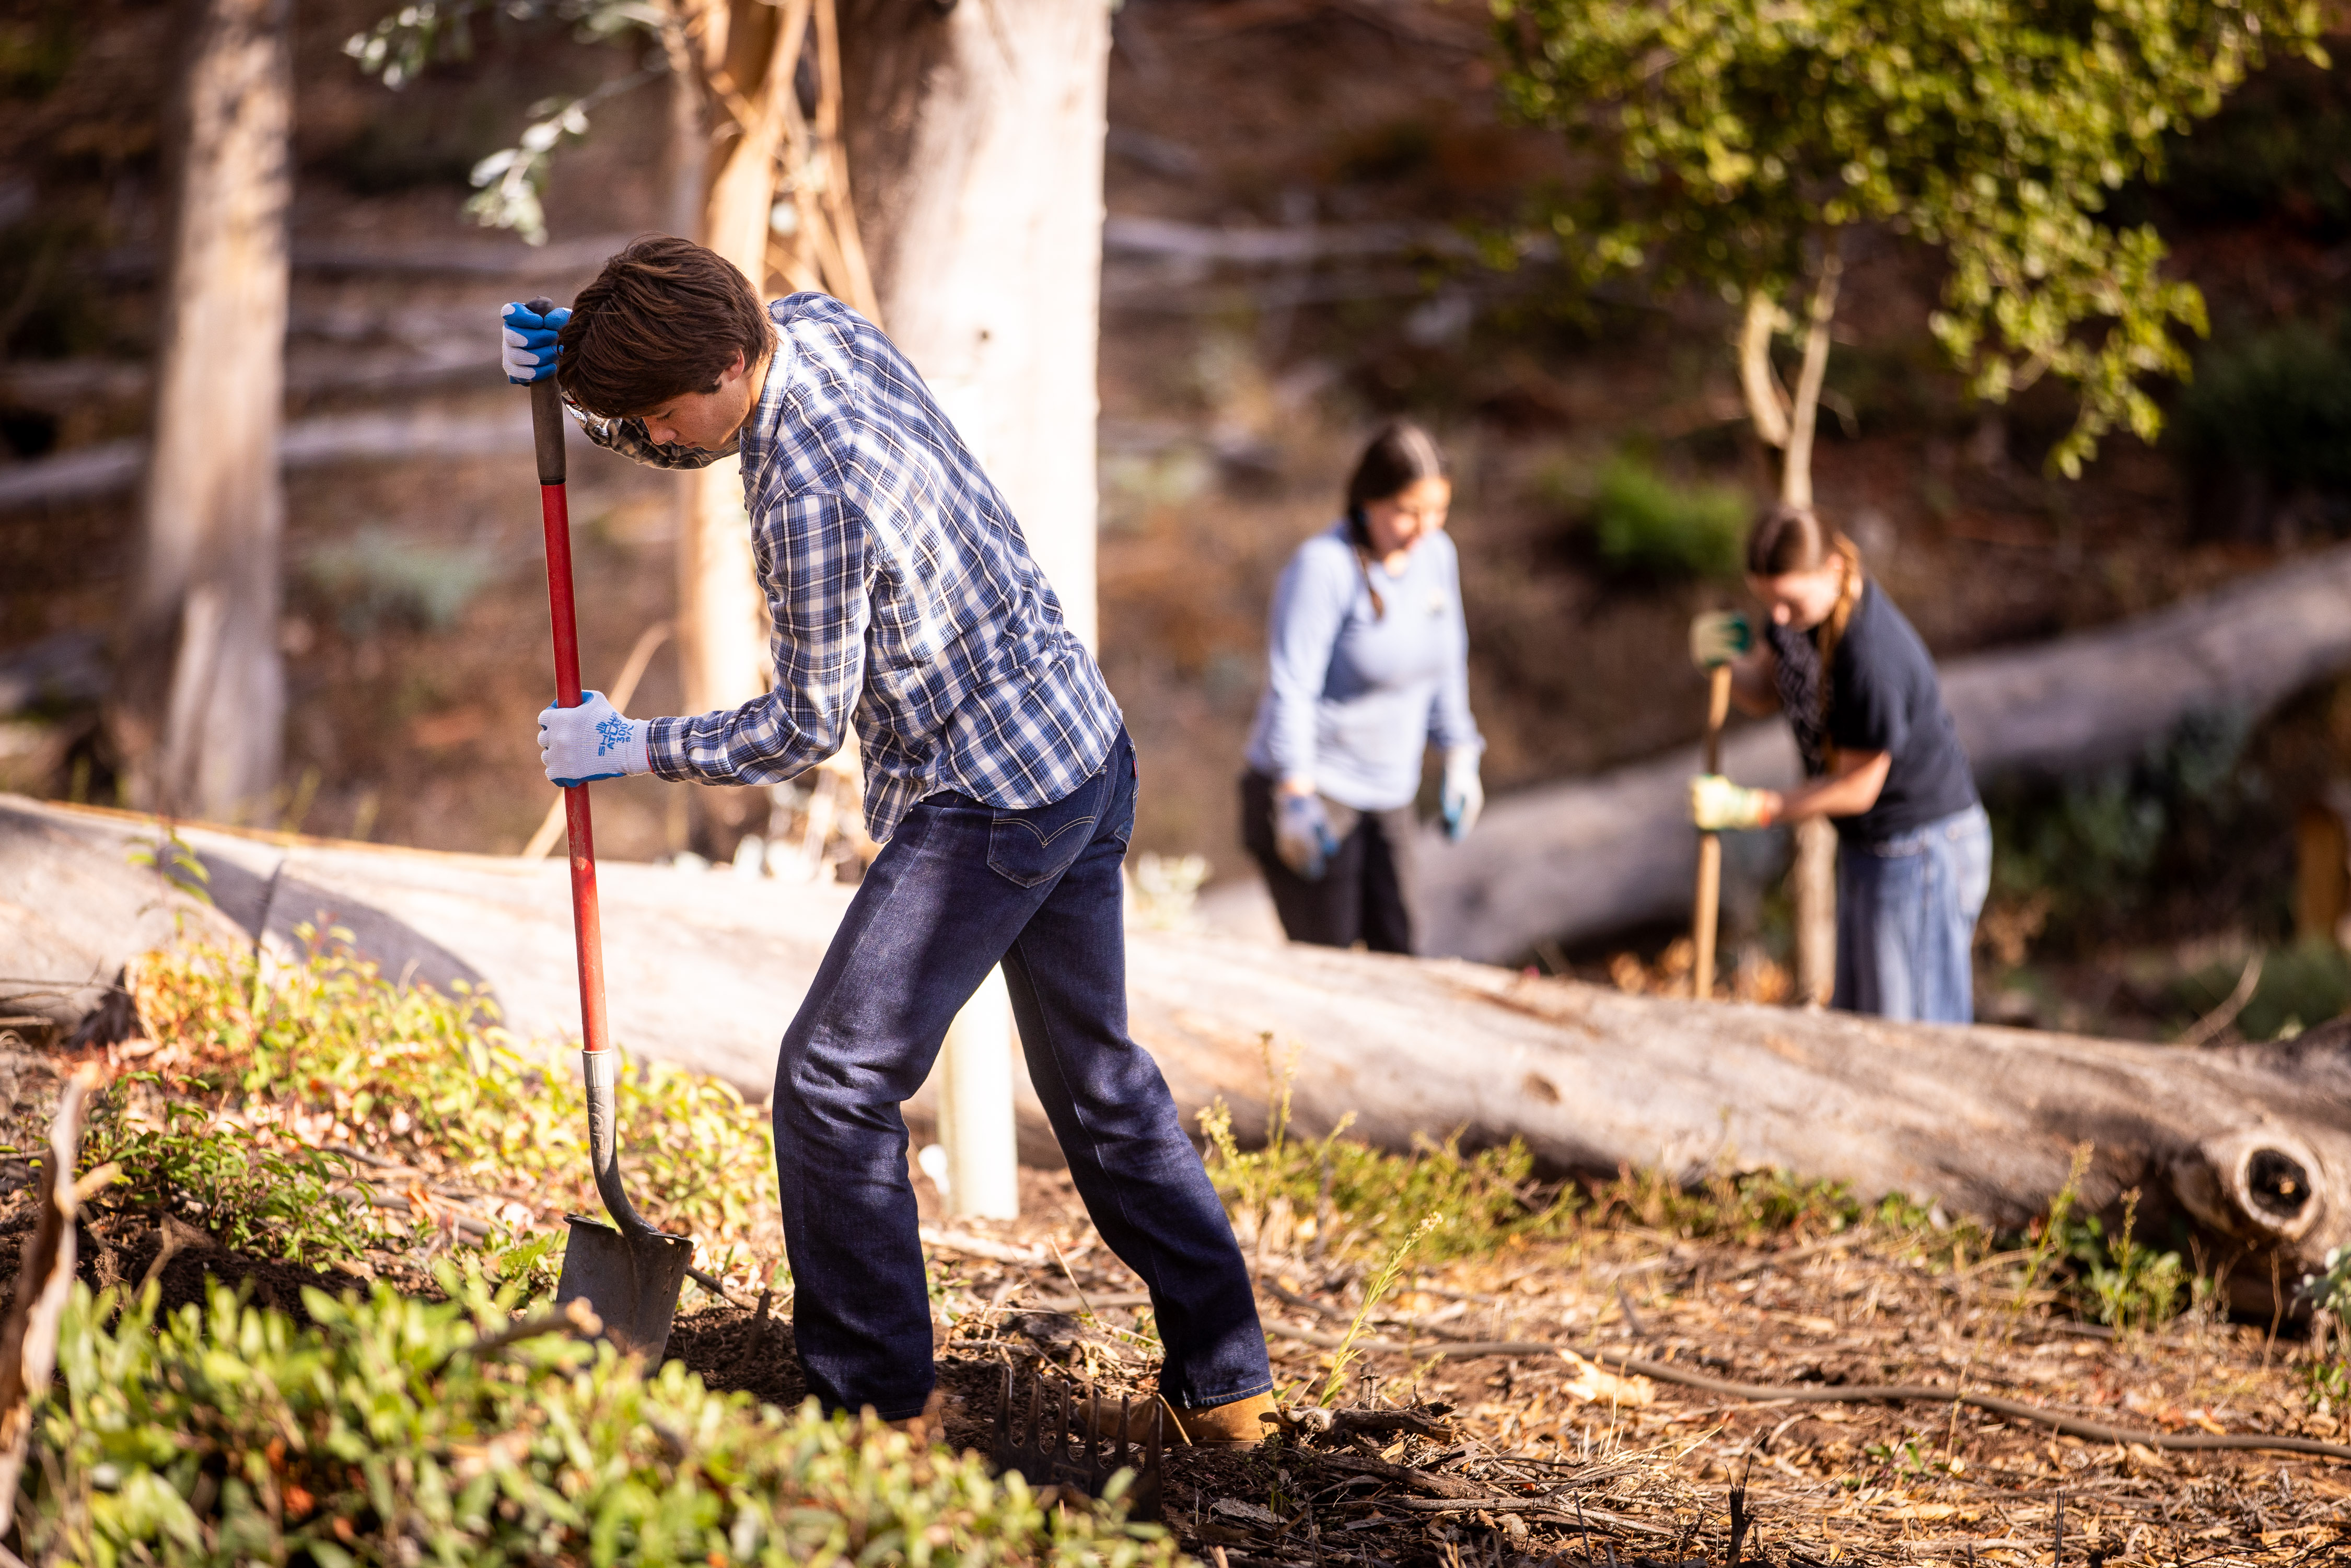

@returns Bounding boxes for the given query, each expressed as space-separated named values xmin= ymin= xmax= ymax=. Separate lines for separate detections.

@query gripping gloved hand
xmin=1688 ymin=610 xmax=1752 ymax=670
xmin=502 ymin=301 xmax=571 ymax=385
xmin=539 ymin=691 xmax=650 ymax=788
xmin=1689 ymin=773 xmax=1773 ymax=831
xmin=1440 ymin=745 xmax=1484 ymax=842
xmin=1273 ymin=787 xmax=1340 ymax=881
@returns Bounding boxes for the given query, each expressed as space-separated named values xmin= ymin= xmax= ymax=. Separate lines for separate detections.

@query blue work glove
xmin=1273 ymin=787 xmax=1340 ymax=881
xmin=1440 ymin=745 xmax=1484 ymax=842
xmin=502 ymin=301 xmax=571 ymax=384
xmin=538 ymin=691 xmax=650 ymax=787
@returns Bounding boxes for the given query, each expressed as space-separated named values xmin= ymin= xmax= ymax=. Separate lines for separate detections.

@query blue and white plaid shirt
xmin=569 ymin=294 xmax=1120 ymax=843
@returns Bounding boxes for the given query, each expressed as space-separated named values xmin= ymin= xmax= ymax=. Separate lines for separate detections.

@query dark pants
xmin=774 ymin=729 xmax=1271 ymax=1419
xmin=1239 ymin=770 xmax=1416 ymax=954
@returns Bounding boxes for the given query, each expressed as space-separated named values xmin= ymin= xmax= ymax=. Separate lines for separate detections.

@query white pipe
xmin=937 ymin=965 xmax=1021 ymax=1219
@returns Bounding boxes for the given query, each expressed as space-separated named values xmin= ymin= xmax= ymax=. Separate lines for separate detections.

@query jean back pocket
xmin=987 ymin=792 xmax=1099 ymax=888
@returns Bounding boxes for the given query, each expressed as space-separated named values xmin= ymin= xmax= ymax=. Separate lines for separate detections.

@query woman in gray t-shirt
xmin=1241 ymin=422 xmax=1485 ymax=952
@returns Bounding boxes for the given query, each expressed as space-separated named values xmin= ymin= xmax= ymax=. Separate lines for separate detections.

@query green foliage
xmin=2058 ymin=1189 xmax=2185 ymax=1331
xmin=22 ymin=1274 xmax=1175 ymax=1568
xmin=1492 ymin=0 xmax=2327 ymax=475
xmin=76 ymin=1079 xmax=386 ymax=1267
xmin=345 ymin=0 xmax=667 ymax=245
xmin=2174 ymin=322 xmax=2351 ymax=502
xmin=1589 ymin=454 xmax=1749 ymax=580
xmin=302 ymin=528 xmax=500 ymax=636
xmin=1984 ymin=708 xmax=2271 ymax=957
xmin=126 ymin=829 xmax=213 ymax=908
xmin=1197 ymin=1088 xmax=1577 ymax=1264
xmin=1318 ymin=1216 xmax=1440 ymax=1408
xmin=2175 ymin=941 xmax=2351 ymax=1043
xmin=131 ymin=938 xmax=781 ymax=1274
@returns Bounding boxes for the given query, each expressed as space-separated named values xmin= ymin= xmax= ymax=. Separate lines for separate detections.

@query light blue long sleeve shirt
xmin=1243 ymin=520 xmax=1482 ymax=812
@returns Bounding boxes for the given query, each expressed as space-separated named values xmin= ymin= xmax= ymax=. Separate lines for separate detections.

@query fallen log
xmin=5 ymin=793 xmax=2342 ymax=1317
xmin=1418 ymin=543 xmax=2351 ymax=961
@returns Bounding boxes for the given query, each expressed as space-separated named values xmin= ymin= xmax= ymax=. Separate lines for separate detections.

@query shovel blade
xmin=555 ymin=1213 xmax=693 ymax=1362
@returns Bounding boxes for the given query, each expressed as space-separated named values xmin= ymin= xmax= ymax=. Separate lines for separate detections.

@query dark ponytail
xmin=1342 ymin=420 xmax=1448 ymax=621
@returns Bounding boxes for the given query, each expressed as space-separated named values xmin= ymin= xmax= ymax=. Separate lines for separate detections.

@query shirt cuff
xmin=644 ymin=715 xmax=691 ymax=782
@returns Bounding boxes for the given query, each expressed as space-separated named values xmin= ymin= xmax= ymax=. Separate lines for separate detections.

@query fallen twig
xmin=1582 ymin=1347 xmax=2351 ymax=1462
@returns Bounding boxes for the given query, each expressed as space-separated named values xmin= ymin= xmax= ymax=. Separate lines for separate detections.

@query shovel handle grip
xmin=526 ymin=296 xmax=568 ymax=489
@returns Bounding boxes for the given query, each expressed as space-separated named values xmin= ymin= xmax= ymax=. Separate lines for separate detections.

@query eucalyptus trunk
xmin=838 ymin=0 xmax=1110 ymax=647
xmin=118 ymin=0 xmax=292 ymax=822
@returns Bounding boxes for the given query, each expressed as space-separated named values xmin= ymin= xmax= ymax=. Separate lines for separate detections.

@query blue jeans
xmin=1834 ymin=804 xmax=1992 ymax=1024
xmin=772 ymin=728 xmax=1272 ymax=1419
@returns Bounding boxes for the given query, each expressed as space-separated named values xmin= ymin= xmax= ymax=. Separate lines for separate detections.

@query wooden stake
xmin=1691 ymin=664 xmax=1733 ymax=1001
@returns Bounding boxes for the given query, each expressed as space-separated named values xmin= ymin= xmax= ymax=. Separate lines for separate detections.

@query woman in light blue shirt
xmin=1241 ymin=422 xmax=1485 ymax=952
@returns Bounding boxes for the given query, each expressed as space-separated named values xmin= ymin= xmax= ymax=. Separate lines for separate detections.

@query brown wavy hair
xmin=554 ymin=236 xmax=774 ymax=417
xmin=1748 ymin=502 xmax=1865 ymax=739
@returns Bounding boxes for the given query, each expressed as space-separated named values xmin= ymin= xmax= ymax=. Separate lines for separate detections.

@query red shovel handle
xmin=524 ymin=297 xmax=609 ymax=1061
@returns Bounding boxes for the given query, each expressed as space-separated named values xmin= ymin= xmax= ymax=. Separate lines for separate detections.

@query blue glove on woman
xmin=1273 ymin=787 xmax=1340 ymax=881
xmin=502 ymin=301 xmax=570 ymax=385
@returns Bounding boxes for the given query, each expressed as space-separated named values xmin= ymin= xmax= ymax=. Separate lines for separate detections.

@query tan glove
xmin=1690 ymin=773 xmax=1772 ymax=831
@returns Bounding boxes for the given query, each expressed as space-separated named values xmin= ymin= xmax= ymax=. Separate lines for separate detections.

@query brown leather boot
xmin=1162 ymin=1391 xmax=1280 ymax=1447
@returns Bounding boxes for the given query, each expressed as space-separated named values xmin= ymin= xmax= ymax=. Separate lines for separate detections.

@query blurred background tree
xmin=1493 ymin=0 xmax=2330 ymax=500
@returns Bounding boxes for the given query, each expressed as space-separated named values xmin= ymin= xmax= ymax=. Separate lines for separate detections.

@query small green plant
xmin=126 ymin=828 xmax=213 ymax=907
xmin=2064 ymin=1187 xmax=2186 ymax=1331
xmin=1589 ymin=455 xmax=1749 ymax=580
xmin=1197 ymin=1043 xmax=1577 ymax=1263
xmin=2010 ymin=1143 xmax=2094 ymax=1318
xmin=24 ymin=1272 xmax=1177 ymax=1568
xmin=1319 ymin=1215 xmax=1441 ymax=1408
xmin=78 ymin=1090 xmax=385 ymax=1267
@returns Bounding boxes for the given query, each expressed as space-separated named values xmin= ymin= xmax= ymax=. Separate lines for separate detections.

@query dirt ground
xmin=17 ymin=1118 xmax=2347 ymax=1568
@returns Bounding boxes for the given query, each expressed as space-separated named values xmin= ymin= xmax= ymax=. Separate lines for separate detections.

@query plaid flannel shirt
xmin=569 ymin=293 xmax=1120 ymax=843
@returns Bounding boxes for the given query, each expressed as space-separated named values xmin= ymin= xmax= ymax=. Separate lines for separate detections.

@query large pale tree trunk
xmin=838 ymin=0 xmax=1110 ymax=647
xmin=671 ymin=0 xmax=808 ymax=742
xmin=10 ymin=790 xmax=2343 ymax=1318
xmin=117 ymin=0 xmax=292 ymax=822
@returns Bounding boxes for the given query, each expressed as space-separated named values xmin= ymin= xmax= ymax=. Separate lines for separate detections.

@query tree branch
xmin=1736 ymin=292 xmax=1791 ymax=451
xmin=1780 ymin=235 xmax=1844 ymax=509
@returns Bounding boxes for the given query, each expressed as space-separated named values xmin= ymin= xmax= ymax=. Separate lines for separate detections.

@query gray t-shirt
xmin=1244 ymin=520 xmax=1482 ymax=812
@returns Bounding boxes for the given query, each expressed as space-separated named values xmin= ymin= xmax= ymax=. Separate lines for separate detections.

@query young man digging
xmin=499 ymin=236 xmax=1274 ymax=1442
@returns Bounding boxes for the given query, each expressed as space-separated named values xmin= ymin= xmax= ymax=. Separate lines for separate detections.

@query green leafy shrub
xmin=24 ymin=1275 xmax=1173 ymax=1568
xmin=125 ymin=937 xmax=781 ymax=1283
xmin=2058 ymin=1190 xmax=2186 ymax=1331
xmin=1589 ymin=455 xmax=1749 ymax=581
xmin=78 ymin=1082 xmax=388 ymax=1267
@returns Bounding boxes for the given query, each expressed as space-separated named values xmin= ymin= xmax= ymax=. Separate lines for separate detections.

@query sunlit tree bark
xmin=117 ymin=0 xmax=293 ymax=822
